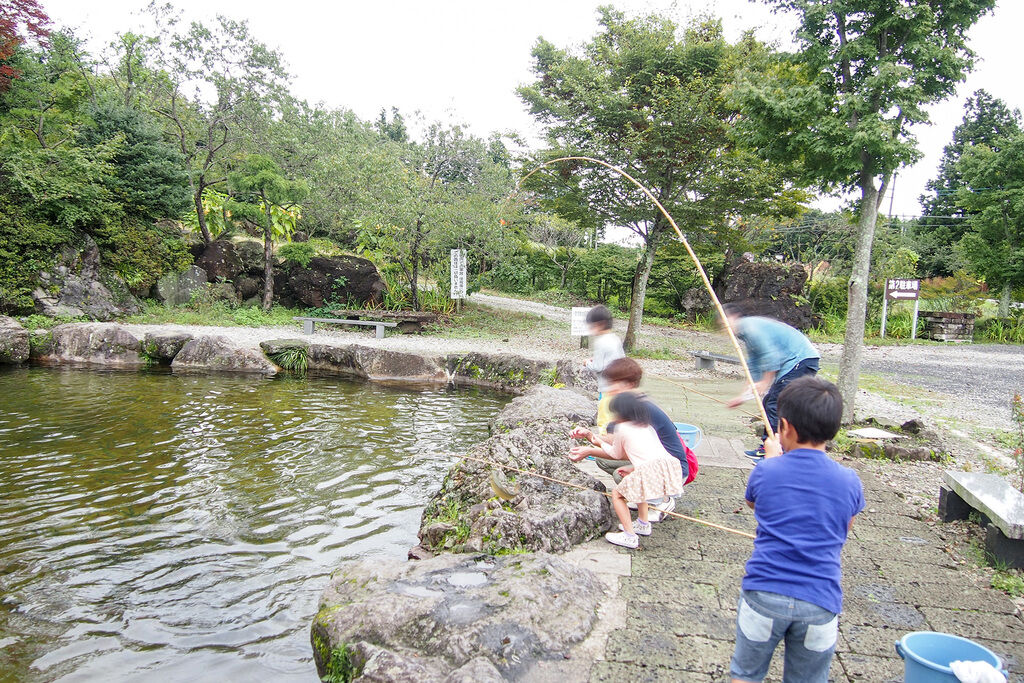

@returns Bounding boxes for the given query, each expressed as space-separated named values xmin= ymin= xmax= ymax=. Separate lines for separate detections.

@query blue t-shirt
xmin=742 ymin=448 xmax=864 ymax=614
xmin=736 ymin=316 xmax=820 ymax=381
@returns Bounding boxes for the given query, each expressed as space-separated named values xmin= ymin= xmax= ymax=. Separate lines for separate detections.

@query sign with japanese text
xmin=570 ymin=307 xmax=592 ymax=337
xmin=450 ymin=249 xmax=467 ymax=299
xmin=885 ymin=278 xmax=920 ymax=301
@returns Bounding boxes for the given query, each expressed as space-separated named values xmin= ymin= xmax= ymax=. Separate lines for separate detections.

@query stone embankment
xmin=313 ymin=384 xmax=618 ymax=682
xmin=0 ymin=318 xmax=596 ymax=395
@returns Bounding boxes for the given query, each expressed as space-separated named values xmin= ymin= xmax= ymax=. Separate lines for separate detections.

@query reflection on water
xmin=0 ymin=367 xmax=508 ymax=682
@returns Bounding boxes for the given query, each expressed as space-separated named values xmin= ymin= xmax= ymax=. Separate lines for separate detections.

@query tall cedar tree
xmin=519 ymin=9 xmax=801 ymax=350
xmin=732 ymin=0 xmax=994 ymax=422
xmin=918 ymin=90 xmax=1021 ymax=277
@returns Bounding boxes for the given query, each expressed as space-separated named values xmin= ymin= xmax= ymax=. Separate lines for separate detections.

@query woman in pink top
xmin=589 ymin=392 xmax=684 ymax=548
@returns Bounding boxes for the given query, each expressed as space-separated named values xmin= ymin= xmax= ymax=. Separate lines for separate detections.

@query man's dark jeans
xmin=761 ymin=358 xmax=820 ymax=439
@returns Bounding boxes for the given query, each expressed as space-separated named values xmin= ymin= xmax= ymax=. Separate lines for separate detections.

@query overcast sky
xmin=46 ymin=0 xmax=1024 ymax=220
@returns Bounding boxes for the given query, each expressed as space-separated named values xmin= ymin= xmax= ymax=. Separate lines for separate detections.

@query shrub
xmin=0 ymin=203 xmax=76 ymax=313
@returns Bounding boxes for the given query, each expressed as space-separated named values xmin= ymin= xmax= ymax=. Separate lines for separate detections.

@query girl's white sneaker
xmin=618 ymin=520 xmax=652 ymax=536
xmin=605 ymin=531 xmax=639 ymax=548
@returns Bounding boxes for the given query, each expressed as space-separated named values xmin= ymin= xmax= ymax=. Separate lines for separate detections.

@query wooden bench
xmin=939 ymin=471 xmax=1024 ymax=568
xmin=331 ymin=309 xmax=439 ymax=334
xmin=293 ymin=316 xmax=397 ymax=339
xmin=691 ymin=350 xmax=741 ymax=371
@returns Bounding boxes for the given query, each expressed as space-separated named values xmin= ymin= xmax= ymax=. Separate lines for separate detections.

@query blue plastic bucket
xmin=896 ymin=631 xmax=1004 ymax=682
xmin=674 ymin=422 xmax=702 ymax=450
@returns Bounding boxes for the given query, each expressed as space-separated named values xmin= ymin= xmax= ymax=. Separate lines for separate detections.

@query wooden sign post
xmin=882 ymin=278 xmax=921 ymax=339
xmin=450 ymin=249 xmax=467 ymax=312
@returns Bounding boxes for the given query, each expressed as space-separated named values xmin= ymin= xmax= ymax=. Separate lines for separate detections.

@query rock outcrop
xmin=33 ymin=238 xmax=141 ymax=320
xmin=155 ymin=266 xmax=208 ymax=306
xmin=417 ymin=386 xmax=609 ymax=555
xmin=275 ymin=255 xmax=384 ymax=308
xmin=194 ymin=239 xmax=242 ymax=282
xmin=37 ymin=323 xmax=146 ymax=368
xmin=721 ymin=261 xmax=813 ymax=329
xmin=311 ymin=553 xmax=606 ymax=682
xmin=0 ymin=316 xmax=29 ymax=364
xmin=171 ymin=335 xmax=278 ymax=375
xmin=444 ymin=352 xmax=549 ymax=393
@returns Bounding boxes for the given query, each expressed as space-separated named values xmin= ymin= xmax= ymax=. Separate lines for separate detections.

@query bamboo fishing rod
xmin=509 ymin=156 xmax=774 ymax=440
xmin=453 ymin=452 xmax=756 ymax=540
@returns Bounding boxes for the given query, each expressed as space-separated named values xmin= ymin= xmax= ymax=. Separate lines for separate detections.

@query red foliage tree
xmin=0 ymin=0 xmax=51 ymax=91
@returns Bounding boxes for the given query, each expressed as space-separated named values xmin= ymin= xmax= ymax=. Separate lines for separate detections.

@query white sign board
xmin=886 ymin=278 xmax=921 ymax=301
xmin=450 ymin=249 xmax=467 ymax=299
xmin=570 ymin=307 xmax=592 ymax=337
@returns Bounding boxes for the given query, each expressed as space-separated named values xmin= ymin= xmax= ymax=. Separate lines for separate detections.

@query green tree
xmin=77 ymin=101 xmax=191 ymax=222
xmin=918 ymin=90 xmax=1021 ymax=276
xmin=0 ymin=0 xmax=50 ymax=92
xmin=732 ymin=0 xmax=994 ymax=421
xmin=148 ymin=9 xmax=289 ymax=244
xmin=956 ymin=132 xmax=1024 ymax=316
xmin=228 ymin=154 xmax=307 ymax=310
xmin=519 ymin=9 xmax=799 ymax=350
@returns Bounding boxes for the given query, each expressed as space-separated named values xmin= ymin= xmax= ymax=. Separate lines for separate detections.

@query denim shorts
xmin=730 ymin=590 xmax=839 ymax=682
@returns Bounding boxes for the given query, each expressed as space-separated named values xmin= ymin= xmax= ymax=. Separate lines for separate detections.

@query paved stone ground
xmin=575 ymin=462 xmax=1024 ymax=682
xmin=567 ymin=375 xmax=1024 ymax=682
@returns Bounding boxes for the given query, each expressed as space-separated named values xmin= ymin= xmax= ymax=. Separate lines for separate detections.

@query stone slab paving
xmin=587 ymin=463 xmax=1024 ymax=682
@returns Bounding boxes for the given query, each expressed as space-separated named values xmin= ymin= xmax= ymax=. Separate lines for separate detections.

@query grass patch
xmin=270 ymin=345 xmax=308 ymax=374
xmin=992 ymin=570 xmax=1024 ymax=597
xmin=123 ymin=300 xmax=299 ymax=328
xmin=425 ymin=302 xmax=561 ymax=340
xmin=629 ymin=346 xmax=685 ymax=360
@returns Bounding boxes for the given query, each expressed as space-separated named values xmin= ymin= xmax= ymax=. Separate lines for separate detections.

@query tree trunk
xmin=999 ymin=281 xmax=1011 ymax=318
xmin=262 ymin=199 xmax=274 ymax=312
xmin=193 ymin=183 xmax=212 ymax=245
xmin=624 ymin=229 xmax=659 ymax=351
xmin=837 ymin=181 xmax=881 ymax=423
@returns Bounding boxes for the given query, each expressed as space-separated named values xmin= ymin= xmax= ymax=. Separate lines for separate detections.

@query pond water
xmin=0 ymin=367 xmax=509 ymax=682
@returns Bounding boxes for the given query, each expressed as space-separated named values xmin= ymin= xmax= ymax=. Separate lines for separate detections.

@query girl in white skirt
xmin=597 ymin=392 xmax=684 ymax=548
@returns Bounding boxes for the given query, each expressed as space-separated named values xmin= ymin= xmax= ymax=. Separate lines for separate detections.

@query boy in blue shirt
xmin=722 ymin=305 xmax=820 ymax=461
xmin=730 ymin=376 xmax=864 ymax=683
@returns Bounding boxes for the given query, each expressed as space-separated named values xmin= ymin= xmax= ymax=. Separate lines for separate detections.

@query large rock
xmin=155 ymin=266 xmax=208 ymax=306
xmin=418 ymin=387 xmax=609 ymax=555
xmin=311 ymin=553 xmax=606 ymax=682
xmin=554 ymin=359 xmax=599 ymax=398
xmin=234 ymin=275 xmax=261 ymax=300
xmin=721 ymin=261 xmax=813 ymax=329
xmin=444 ymin=352 xmax=551 ymax=393
xmin=172 ymin=335 xmax=278 ymax=375
xmin=491 ymin=384 xmax=596 ymax=432
xmin=143 ymin=331 xmax=193 ymax=363
xmin=38 ymin=323 xmax=145 ymax=368
xmin=303 ymin=343 xmax=445 ymax=383
xmin=194 ymin=239 xmax=242 ymax=282
xmin=234 ymin=240 xmax=264 ymax=274
xmin=0 ymin=316 xmax=29 ymax=364
xmin=33 ymin=238 xmax=141 ymax=320
xmin=275 ymin=255 xmax=384 ymax=308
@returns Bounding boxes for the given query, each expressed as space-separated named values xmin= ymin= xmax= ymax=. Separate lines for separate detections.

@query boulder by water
xmin=38 ymin=323 xmax=146 ymax=368
xmin=172 ymin=335 xmax=278 ymax=375
xmin=0 ymin=316 xmax=29 ymax=364
xmin=444 ymin=352 xmax=550 ymax=393
xmin=143 ymin=331 xmax=193 ymax=363
xmin=417 ymin=386 xmax=609 ymax=555
xmin=311 ymin=553 xmax=606 ymax=682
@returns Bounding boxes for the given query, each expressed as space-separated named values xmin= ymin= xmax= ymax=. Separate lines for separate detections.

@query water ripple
xmin=0 ymin=367 xmax=506 ymax=682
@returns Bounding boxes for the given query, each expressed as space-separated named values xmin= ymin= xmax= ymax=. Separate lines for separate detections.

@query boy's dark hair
xmin=585 ymin=304 xmax=613 ymax=330
xmin=777 ymin=376 xmax=843 ymax=444
xmin=604 ymin=358 xmax=643 ymax=387
xmin=609 ymin=391 xmax=650 ymax=426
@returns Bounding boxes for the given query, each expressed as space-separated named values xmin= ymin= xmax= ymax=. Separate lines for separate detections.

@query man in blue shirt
xmin=723 ymin=304 xmax=820 ymax=460
xmin=730 ymin=376 xmax=864 ymax=683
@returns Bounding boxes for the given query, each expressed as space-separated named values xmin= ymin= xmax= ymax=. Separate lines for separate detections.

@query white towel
xmin=950 ymin=660 xmax=1006 ymax=683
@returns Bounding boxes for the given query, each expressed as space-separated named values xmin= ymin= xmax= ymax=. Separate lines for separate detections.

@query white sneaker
xmin=604 ymin=531 xmax=639 ymax=548
xmin=650 ymin=496 xmax=676 ymax=523
xmin=618 ymin=520 xmax=652 ymax=536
